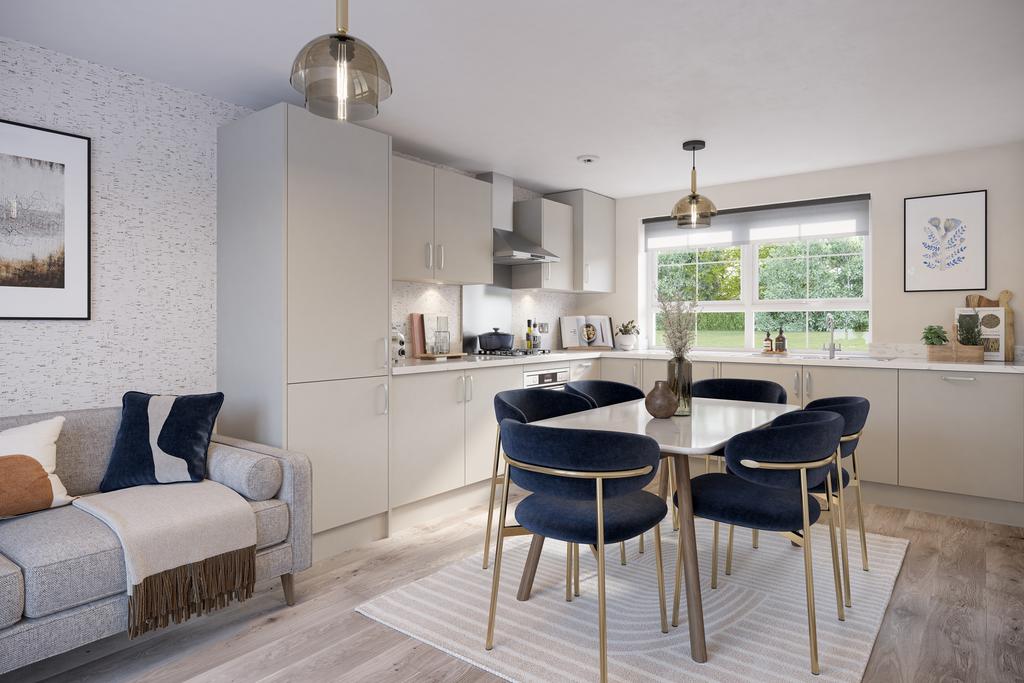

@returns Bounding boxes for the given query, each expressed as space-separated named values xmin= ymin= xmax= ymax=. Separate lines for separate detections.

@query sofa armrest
xmin=210 ymin=434 xmax=312 ymax=574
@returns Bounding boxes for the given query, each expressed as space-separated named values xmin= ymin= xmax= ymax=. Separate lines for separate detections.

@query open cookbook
xmin=560 ymin=315 xmax=614 ymax=349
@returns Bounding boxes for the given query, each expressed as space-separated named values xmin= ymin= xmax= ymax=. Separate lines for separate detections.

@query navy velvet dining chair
xmin=674 ymin=409 xmax=845 ymax=675
xmin=486 ymin=420 xmax=669 ymax=683
xmin=481 ymin=389 xmax=593 ymax=570
xmin=565 ymin=379 xmax=645 ymax=409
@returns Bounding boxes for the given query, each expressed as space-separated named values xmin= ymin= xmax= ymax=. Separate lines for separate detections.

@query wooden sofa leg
xmin=281 ymin=573 xmax=296 ymax=606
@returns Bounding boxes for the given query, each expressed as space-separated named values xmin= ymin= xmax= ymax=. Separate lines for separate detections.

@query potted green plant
xmin=921 ymin=324 xmax=953 ymax=362
xmin=954 ymin=312 xmax=984 ymax=363
xmin=615 ymin=320 xmax=639 ymax=351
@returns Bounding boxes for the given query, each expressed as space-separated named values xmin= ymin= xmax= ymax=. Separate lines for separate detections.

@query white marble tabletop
xmin=531 ymin=397 xmax=798 ymax=455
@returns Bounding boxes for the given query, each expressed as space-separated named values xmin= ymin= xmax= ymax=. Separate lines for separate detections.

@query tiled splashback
xmin=510 ymin=290 xmax=580 ymax=349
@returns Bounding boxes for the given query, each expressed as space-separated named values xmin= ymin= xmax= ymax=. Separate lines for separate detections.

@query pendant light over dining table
xmin=671 ymin=140 xmax=717 ymax=228
xmin=290 ymin=0 xmax=392 ymax=121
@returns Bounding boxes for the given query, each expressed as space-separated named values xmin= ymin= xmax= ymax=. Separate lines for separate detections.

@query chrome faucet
xmin=823 ymin=313 xmax=841 ymax=359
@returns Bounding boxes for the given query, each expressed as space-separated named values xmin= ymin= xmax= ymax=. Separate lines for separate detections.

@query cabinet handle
xmin=437 ymin=244 xmax=445 ymax=270
xmin=804 ymin=370 xmax=812 ymax=399
xmin=793 ymin=370 xmax=800 ymax=394
xmin=584 ymin=263 xmax=591 ymax=285
xmin=579 ymin=362 xmax=592 ymax=369
xmin=711 ymin=364 xmax=717 ymax=379
xmin=380 ymin=383 xmax=389 ymax=415
xmin=466 ymin=374 xmax=474 ymax=402
xmin=941 ymin=375 xmax=976 ymax=382
xmin=632 ymin=364 xmax=638 ymax=385
xmin=380 ymin=337 xmax=388 ymax=368
xmin=457 ymin=374 xmax=465 ymax=402
xmin=425 ymin=242 xmax=433 ymax=270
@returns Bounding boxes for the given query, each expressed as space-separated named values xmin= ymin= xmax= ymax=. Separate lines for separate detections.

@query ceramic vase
xmin=668 ymin=356 xmax=692 ymax=416
xmin=645 ymin=380 xmax=677 ymax=418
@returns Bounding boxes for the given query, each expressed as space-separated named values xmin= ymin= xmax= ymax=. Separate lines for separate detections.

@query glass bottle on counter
xmin=774 ymin=327 xmax=787 ymax=353
xmin=525 ymin=319 xmax=533 ymax=350
xmin=763 ymin=331 xmax=774 ymax=352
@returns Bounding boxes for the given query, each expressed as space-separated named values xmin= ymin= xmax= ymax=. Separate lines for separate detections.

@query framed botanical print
xmin=904 ymin=190 xmax=987 ymax=292
xmin=0 ymin=119 xmax=90 ymax=319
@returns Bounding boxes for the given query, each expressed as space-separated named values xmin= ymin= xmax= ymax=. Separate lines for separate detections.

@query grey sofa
xmin=0 ymin=407 xmax=312 ymax=675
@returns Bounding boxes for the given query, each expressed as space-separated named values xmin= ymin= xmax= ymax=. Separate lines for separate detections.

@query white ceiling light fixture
xmin=290 ymin=0 xmax=392 ymax=121
xmin=671 ymin=140 xmax=717 ymax=228
xmin=577 ymin=154 xmax=600 ymax=165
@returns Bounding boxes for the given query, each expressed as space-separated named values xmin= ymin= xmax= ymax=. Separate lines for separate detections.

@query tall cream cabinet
xmin=546 ymin=189 xmax=616 ymax=293
xmin=391 ymin=155 xmax=493 ymax=285
xmin=217 ymin=103 xmax=391 ymax=534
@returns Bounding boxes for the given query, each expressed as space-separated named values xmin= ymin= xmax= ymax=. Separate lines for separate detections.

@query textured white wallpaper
xmin=0 ymin=38 xmax=248 ymax=415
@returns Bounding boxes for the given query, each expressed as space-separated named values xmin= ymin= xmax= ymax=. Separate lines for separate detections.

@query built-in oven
xmin=523 ymin=366 xmax=570 ymax=390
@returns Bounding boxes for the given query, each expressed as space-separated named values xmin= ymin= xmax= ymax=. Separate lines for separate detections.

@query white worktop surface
xmin=391 ymin=348 xmax=1024 ymax=376
xmin=531 ymin=397 xmax=798 ymax=455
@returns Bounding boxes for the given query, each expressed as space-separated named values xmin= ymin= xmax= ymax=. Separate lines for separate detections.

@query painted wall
xmin=586 ymin=141 xmax=1024 ymax=351
xmin=0 ymin=38 xmax=248 ymax=414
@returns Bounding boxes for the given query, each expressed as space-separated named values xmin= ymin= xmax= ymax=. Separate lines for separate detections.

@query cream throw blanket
xmin=74 ymin=480 xmax=257 ymax=637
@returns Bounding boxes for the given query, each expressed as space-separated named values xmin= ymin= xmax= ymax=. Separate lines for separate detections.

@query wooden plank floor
xmin=3 ymin=499 xmax=1022 ymax=682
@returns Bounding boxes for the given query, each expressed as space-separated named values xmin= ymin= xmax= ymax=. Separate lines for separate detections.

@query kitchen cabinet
xmin=602 ymin=357 xmax=642 ymax=388
xmin=641 ymin=359 xmax=719 ymax=395
xmin=720 ymin=362 xmax=803 ymax=405
xmin=465 ymin=365 xmax=523 ymax=484
xmin=899 ymin=370 xmax=1024 ymax=502
xmin=287 ymin=379 xmax=389 ymax=533
xmin=801 ymin=366 xmax=898 ymax=485
xmin=546 ymin=189 xmax=615 ymax=293
xmin=570 ymin=358 xmax=602 ymax=382
xmin=510 ymin=199 xmax=574 ymax=291
xmin=391 ymin=156 xmax=493 ymax=285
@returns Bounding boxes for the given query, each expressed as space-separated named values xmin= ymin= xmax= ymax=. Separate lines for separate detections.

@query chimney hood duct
xmin=478 ymin=172 xmax=560 ymax=266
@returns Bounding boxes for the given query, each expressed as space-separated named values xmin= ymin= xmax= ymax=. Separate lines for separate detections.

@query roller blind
xmin=643 ymin=195 xmax=870 ymax=251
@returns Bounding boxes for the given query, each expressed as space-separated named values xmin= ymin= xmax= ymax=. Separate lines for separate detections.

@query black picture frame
xmin=903 ymin=189 xmax=987 ymax=293
xmin=0 ymin=118 xmax=91 ymax=320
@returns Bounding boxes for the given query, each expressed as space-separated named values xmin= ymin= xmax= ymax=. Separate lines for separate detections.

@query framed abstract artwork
xmin=904 ymin=190 xmax=987 ymax=292
xmin=0 ymin=119 xmax=90 ymax=319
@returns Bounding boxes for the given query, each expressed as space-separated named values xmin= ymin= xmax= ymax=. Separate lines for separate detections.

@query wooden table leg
xmin=672 ymin=452 xmax=708 ymax=663
xmin=516 ymin=534 xmax=546 ymax=601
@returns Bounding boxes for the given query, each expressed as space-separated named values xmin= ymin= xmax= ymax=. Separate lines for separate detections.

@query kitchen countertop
xmin=391 ymin=349 xmax=1024 ymax=376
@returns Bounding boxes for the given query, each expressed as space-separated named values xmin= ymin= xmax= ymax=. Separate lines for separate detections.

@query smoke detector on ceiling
xmin=576 ymin=155 xmax=600 ymax=165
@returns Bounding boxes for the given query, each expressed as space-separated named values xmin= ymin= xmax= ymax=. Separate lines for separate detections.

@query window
xmin=645 ymin=197 xmax=870 ymax=351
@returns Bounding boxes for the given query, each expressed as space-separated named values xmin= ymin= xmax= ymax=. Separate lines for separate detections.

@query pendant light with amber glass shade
xmin=671 ymin=140 xmax=717 ymax=228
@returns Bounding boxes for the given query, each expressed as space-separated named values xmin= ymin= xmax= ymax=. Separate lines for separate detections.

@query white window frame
xmin=645 ymin=235 xmax=871 ymax=351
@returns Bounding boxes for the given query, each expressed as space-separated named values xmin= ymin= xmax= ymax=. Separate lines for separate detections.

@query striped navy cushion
xmin=100 ymin=391 xmax=224 ymax=492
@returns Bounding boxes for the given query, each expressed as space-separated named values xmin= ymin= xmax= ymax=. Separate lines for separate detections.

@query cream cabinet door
xmin=287 ymin=378 xmax=388 ymax=533
xmin=286 ymin=110 xmax=390 ymax=383
xmin=392 ymin=156 xmax=435 ymax=282
xmin=541 ymin=201 xmax=573 ymax=291
xmin=801 ymin=366 xmax=898 ymax=485
xmin=580 ymin=191 xmax=615 ymax=293
xmin=570 ymin=358 xmax=602 ymax=382
xmin=898 ymin=370 xmax=1024 ymax=502
xmin=602 ymin=357 xmax=642 ymax=388
xmin=693 ymin=361 xmax=719 ymax=383
xmin=390 ymin=371 xmax=467 ymax=507
xmin=464 ymin=365 xmax=522 ymax=484
xmin=720 ymin=362 xmax=802 ymax=405
xmin=434 ymin=169 xmax=493 ymax=285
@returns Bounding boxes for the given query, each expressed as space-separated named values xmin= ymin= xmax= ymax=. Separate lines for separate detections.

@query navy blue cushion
xmin=685 ymin=473 xmax=822 ymax=532
xmin=724 ymin=410 xmax=844 ymax=491
xmin=564 ymin=380 xmax=644 ymax=409
xmin=516 ymin=490 xmax=667 ymax=544
xmin=809 ymin=466 xmax=850 ymax=493
xmin=500 ymin=420 xmax=661 ymax=500
xmin=100 ymin=391 xmax=224 ymax=492
xmin=692 ymin=378 xmax=788 ymax=405
xmin=494 ymin=389 xmax=592 ymax=424
xmin=805 ymin=396 xmax=870 ymax=458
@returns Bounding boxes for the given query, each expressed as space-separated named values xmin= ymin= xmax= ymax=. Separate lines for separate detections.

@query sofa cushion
xmin=0 ymin=554 xmax=23 ymax=629
xmin=0 ymin=506 xmax=125 ymax=618
xmin=251 ymin=499 xmax=289 ymax=549
xmin=208 ymin=444 xmax=283 ymax=501
xmin=0 ymin=416 xmax=74 ymax=518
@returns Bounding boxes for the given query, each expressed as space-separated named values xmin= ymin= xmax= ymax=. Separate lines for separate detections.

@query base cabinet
xmin=602 ymin=357 xmax=642 ymax=388
xmin=720 ymin=362 xmax=803 ymax=405
xmin=465 ymin=365 xmax=523 ymax=484
xmin=899 ymin=370 xmax=1024 ymax=502
xmin=570 ymin=358 xmax=602 ymax=382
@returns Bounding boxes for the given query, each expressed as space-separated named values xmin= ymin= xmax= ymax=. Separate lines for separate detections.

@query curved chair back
xmin=493 ymin=388 xmax=592 ymax=425
xmin=565 ymin=380 xmax=645 ymax=408
xmin=804 ymin=396 xmax=869 ymax=457
xmin=692 ymin=377 xmax=788 ymax=405
xmin=500 ymin=420 xmax=660 ymax=499
xmin=724 ymin=410 xmax=844 ymax=491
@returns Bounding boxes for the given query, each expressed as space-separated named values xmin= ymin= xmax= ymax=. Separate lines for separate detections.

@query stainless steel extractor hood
xmin=478 ymin=172 xmax=560 ymax=265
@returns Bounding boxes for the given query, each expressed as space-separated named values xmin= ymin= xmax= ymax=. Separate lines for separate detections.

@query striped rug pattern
xmin=357 ymin=518 xmax=908 ymax=682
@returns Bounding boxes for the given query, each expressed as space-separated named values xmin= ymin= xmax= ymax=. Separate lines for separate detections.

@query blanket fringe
xmin=127 ymin=545 xmax=256 ymax=638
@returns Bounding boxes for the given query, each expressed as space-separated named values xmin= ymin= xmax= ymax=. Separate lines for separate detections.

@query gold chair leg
xmin=566 ymin=542 xmax=573 ymax=602
xmin=752 ymin=529 xmax=759 ymax=549
xmin=852 ymin=452 xmax=870 ymax=572
xmin=620 ymin=541 xmax=627 ymax=565
xmin=710 ymin=521 xmax=720 ymax=589
xmin=800 ymin=469 xmax=820 ymax=675
xmin=826 ymin=474 xmax=845 ymax=622
xmin=485 ymin=459 xmax=513 ymax=650
xmin=725 ymin=524 xmax=735 ymax=576
xmin=482 ymin=427 xmax=502 ymax=570
xmin=836 ymin=457 xmax=852 ymax=607
xmin=639 ymin=531 xmax=645 ymax=554
xmin=596 ymin=479 xmax=608 ymax=683
xmin=653 ymin=521 xmax=669 ymax=634
xmin=574 ymin=543 xmax=580 ymax=597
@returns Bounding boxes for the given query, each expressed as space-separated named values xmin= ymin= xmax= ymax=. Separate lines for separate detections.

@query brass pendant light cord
xmin=337 ymin=0 xmax=349 ymax=34
xmin=690 ymin=150 xmax=697 ymax=195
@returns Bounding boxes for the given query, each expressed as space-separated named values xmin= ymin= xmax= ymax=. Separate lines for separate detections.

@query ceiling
xmin=2 ymin=0 xmax=1022 ymax=198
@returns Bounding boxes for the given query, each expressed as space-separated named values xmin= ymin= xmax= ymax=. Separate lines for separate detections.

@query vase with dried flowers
xmin=659 ymin=298 xmax=698 ymax=416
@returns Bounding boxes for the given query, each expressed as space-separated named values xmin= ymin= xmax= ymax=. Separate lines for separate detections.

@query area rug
xmin=356 ymin=518 xmax=908 ymax=681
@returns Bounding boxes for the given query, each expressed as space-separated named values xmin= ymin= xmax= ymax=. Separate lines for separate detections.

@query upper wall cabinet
xmin=546 ymin=189 xmax=615 ymax=293
xmin=391 ymin=155 xmax=493 ymax=285
xmin=509 ymin=198 xmax=574 ymax=291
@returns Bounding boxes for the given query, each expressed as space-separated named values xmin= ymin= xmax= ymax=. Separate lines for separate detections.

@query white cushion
xmin=0 ymin=417 xmax=72 ymax=517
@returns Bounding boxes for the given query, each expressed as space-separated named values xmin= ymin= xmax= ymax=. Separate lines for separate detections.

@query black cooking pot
xmin=479 ymin=327 xmax=514 ymax=351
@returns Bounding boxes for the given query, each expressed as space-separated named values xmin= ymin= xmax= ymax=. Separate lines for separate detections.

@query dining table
xmin=518 ymin=395 xmax=798 ymax=663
